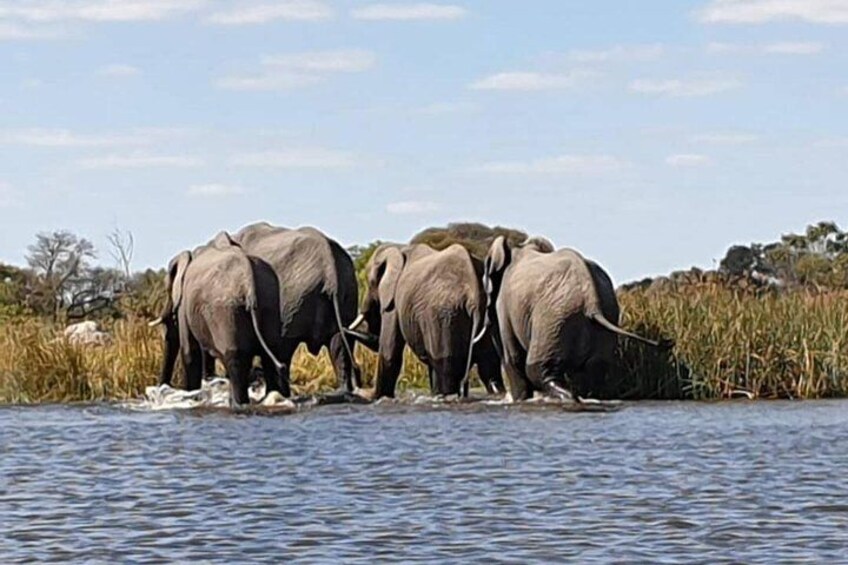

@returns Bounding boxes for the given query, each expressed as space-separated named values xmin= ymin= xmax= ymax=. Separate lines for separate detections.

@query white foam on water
xmin=124 ymin=378 xmax=296 ymax=412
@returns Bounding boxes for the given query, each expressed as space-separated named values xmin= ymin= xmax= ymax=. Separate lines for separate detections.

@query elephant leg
xmin=158 ymin=318 xmax=180 ymax=386
xmin=183 ymin=333 xmax=204 ymax=392
xmin=329 ymin=332 xmax=360 ymax=393
xmin=475 ymin=351 xmax=504 ymax=395
xmin=499 ymin=326 xmax=531 ymax=402
xmin=527 ymin=354 xmax=574 ymax=403
xmin=202 ymin=350 xmax=217 ymax=379
xmin=225 ymin=353 xmax=252 ymax=407
xmin=373 ymin=316 xmax=405 ymax=400
xmin=262 ymin=339 xmax=297 ymax=397
xmin=573 ymin=357 xmax=609 ymax=400
xmin=260 ymin=351 xmax=291 ymax=398
xmin=431 ymin=355 xmax=466 ymax=397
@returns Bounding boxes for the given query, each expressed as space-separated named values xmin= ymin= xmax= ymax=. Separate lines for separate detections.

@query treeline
xmin=623 ymin=221 xmax=848 ymax=293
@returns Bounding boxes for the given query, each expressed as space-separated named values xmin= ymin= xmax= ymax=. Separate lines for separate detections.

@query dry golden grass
xmin=2 ymin=285 xmax=847 ymax=403
xmin=0 ymin=318 xmax=431 ymax=403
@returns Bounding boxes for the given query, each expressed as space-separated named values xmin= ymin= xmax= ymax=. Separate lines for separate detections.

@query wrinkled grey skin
xmin=483 ymin=236 xmax=669 ymax=403
xmin=355 ymin=243 xmax=501 ymax=399
xmin=231 ymin=222 xmax=361 ymax=392
xmin=158 ymin=232 xmax=288 ymax=406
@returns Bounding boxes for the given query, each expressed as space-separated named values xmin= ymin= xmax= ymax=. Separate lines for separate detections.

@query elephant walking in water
xmin=482 ymin=236 xmax=671 ymax=403
xmin=231 ymin=222 xmax=362 ymax=393
xmin=153 ymin=232 xmax=288 ymax=406
xmin=351 ymin=243 xmax=503 ymax=399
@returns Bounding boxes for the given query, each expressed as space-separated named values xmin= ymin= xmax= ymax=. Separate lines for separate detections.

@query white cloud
xmin=629 ymin=77 xmax=741 ymax=97
xmin=216 ymin=73 xmax=322 ymax=91
xmin=765 ymin=41 xmax=825 ymax=54
xmin=473 ymin=154 xmax=625 ymax=175
xmin=707 ymin=41 xmax=823 ymax=55
xmin=229 ymin=148 xmax=359 ymax=169
xmin=352 ymin=3 xmax=467 ymax=21
xmin=206 ymin=1 xmax=332 ymax=25
xmin=470 ymin=70 xmax=598 ymax=91
xmin=187 ymin=183 xmax=246 ymax=197
xmin=415 ymin=101 xmax=476 ymax=115
xmin=262 ymin=50 xmax=375 ymax=72
xmin=0 ymin=1 xmax=203 ymax=22
xmin=386 ymin=200 xmax=441 ymax=214
xmin=0 ymin=22 xmax=66 ymax=40
xmin=96 ymin=63 xmax=141 ymax=78
xmin=77 ymin=153 xmax=203 ymax=169
xmin=568 ymin=44 xmax=664 ymax=63
xmin=699 ymin=0 xmax=848 ymax=25
xmin=690 ymin=132 xmax=759 ymax=144
xmin=666 ymin=154 xmax=712 ymax=167
xmin=0 ymin=128 xmax=155 ymax=147
xmin=217 ymin=49 xmax=375 ymax=91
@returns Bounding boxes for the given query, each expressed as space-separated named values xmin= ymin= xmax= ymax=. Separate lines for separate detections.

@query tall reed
xmin=612 ymin=285 xmax=848 ymax=399
xmin=2 ymin=285 xmax=847 ymax=403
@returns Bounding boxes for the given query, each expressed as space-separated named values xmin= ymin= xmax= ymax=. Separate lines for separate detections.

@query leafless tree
xmin=107 ymin=227 xmax=134 ymax=280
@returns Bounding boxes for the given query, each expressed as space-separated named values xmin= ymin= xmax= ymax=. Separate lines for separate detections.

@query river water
xmin=1 ymin=400 xmax=847 ymax=563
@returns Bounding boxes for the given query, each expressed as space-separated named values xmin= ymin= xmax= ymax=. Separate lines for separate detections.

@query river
xmin=1 ymin=400 xmax=847 ymax=562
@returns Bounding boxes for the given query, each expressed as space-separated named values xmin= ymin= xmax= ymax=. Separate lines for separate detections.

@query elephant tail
xmin=588 ymin=311 xmax=674 ymax=350
xmin=460 ymin=309 xmax=483 ymax=399
xmin=249 ymin=305 xmax=286 ymax=372
xmin=331 ymin=288 xmax=360 ymax=378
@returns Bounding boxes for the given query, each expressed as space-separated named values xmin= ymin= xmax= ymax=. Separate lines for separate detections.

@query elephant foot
xmin=544 ymin=381 xmax=577 ymax=404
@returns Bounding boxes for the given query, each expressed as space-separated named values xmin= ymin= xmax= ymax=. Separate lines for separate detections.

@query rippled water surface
xmin=2 ymin=400 xmax=847 ymax=562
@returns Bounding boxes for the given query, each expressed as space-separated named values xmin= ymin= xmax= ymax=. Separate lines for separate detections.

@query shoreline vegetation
xmin=2 ymin=221 xmax=848 ymax=404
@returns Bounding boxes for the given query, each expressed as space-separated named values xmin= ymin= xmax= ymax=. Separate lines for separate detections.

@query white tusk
xmin=148 ymin=317 xmax=163 ymax=327
xmin=472 ymin=326 xmax=488 ymax=345
xmin=348 ymin=313 xmax=365 ymax=331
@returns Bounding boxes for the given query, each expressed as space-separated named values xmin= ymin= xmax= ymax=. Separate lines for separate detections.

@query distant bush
xmin=411 ymin=222 xmax=528 ymax=259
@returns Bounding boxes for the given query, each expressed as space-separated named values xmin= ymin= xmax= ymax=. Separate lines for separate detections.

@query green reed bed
xmin=613 ymin=285 xmax=848 ymax=400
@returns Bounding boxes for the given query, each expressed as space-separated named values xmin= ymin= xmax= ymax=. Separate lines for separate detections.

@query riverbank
xmin=1 ymin=284 xmax=847 ymax=403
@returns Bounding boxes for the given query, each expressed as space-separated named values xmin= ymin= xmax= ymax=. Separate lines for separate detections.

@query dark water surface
xmin=1 ymin=400 xmax=847 ymax=563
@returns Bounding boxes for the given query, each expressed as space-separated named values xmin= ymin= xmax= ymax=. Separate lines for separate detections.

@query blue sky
xmin=1 ymin=0 xmax=847 ymax=283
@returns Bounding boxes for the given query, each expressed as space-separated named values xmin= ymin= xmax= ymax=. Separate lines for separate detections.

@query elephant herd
xmin=151 ymin=221 xmax=670 ymax=407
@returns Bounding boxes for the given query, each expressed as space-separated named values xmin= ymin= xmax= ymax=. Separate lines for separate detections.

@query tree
xmin=26 ymin=230 xmax=97 ymax=319
xmin=411 ymin=222 xmax=529 ymax=259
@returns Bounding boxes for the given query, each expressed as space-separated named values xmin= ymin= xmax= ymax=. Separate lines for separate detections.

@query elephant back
xmin=401 ymin=244 xmax=482 ymax=315
xmin=183 ymin=245 xmax=256 ymax=310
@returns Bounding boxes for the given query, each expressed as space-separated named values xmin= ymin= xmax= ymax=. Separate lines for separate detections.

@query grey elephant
xmin=482 ymin=236 xmax=671 ymax=402
xmin=350 ymin=243 xmax=501 ymax=399
xmin=153 ymin=232 xmax=288 ymax=405
xmin=231 ymin=222 xmax=362 ymax=393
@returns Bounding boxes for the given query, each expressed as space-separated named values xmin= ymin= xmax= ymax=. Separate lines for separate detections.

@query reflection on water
xmin=1 ymin=400 xmax=847 ymax=562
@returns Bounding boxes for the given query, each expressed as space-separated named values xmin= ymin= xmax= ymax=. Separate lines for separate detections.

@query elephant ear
xmin=167 ymin=251 xmax=192 ymax=313
xmin=377 ymin=247 xmax=405 ymax=313
xmin=485 ymin=236 xmax=511 ymax=280
xmin=211 ymin=230 xmax=238 ymax=249
xmin=483 ymin=236 xmax=511 ymax=307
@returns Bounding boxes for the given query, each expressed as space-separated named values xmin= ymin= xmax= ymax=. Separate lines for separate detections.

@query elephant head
xmin=353 ymin=245 xmax=406 ymax=340
xmin=483 ymin=236 xmax=554 ymax=301
xmin=165 ymin=251 xmax=192 ymax=318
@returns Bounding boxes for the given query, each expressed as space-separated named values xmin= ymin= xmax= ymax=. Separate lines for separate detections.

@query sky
xmin=1 ymin=0 xmax=847 ymax=284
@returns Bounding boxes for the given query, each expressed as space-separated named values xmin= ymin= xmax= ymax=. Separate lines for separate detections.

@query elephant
xmin=230 ymin=222 xmax=362 ymax=393
xmin=153 ymin=232 xmax=289 ymax=405
xmin=482 ymin=236 xmax=672 ymax=403
xmin=350 ymin=243 xmax=502 ymax=399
